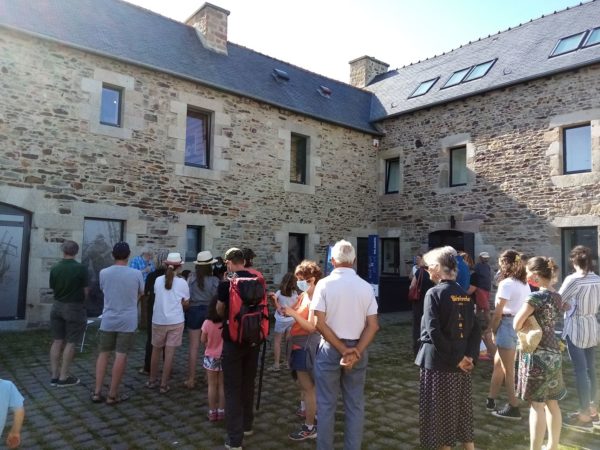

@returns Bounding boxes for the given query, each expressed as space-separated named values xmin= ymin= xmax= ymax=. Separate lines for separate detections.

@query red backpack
xmin=227 ymin=275 xmax=269 ymax=346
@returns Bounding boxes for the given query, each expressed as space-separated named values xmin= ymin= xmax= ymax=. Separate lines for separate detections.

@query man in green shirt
xmin=49 ymin=240 xmax=89 ymax=387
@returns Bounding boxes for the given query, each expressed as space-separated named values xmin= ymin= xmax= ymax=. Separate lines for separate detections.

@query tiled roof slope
xmin=0 ymin=0 xmax=379 ymax=134
xmin=367 ymin=0 xmax=600 ymax=121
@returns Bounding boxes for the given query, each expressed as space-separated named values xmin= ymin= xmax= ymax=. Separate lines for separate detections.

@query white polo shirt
xmin=311 ymin=267 xmax=378 ymax=340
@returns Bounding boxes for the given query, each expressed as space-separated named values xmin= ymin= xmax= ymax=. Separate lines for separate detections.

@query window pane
xmin=450 ymin=147 xmax=467 ymax=186
xmin=185 ymin=110 xmax=209 ymax=167
xmin=443 ymin=68 xmax=470 ymax=88
xmin=564 ymin=125 xmax=591 ymax=173
xmin=288 ymin=234 xmax=306 ymax=272
xmin=410 ymin=78 xmax=437 ymax=97
xmin=551 ymin=32 xmax=586 ymax=56
xmin=186 ymin=226 xmax=202 ymax=262
xmin=561 ymin=227 xmax=598 ymax=278
xmin=584 ymin=28 xmax=600 ymax=47
xmin=100 ymin=86 xmax=121 ymax=126
xmin=381 ymin=239 xmax=399 ymax=274
xmin=82 ymin=218 xmax=124 ymax=316
xmin=290 ymin=134 xmax=307 ymax=184
xmin=385 ymin=158 xmax=399 ymax=194
xmin=464 ymin=60 xmax=494 ymax=81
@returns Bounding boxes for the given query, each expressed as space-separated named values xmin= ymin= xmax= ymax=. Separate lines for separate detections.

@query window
xmin=561 ymin=227 xmax=598 ymax=278
xmin=385 ymin=158 xmax=399 ymax=194
xmin=185 ymin=108 xmax=211 ymax=168
xmin=450 ymin=146 xmax=467 ymax=186
xmin=100 ymin=85 xmax=122 ymax=126
xmin=186 ymin=226 xmax=203 ymax=262
xmin=290 ymin=134 xmax=308 ymax=184
xmin=550 ymin=31 xmax=587 ymax=57
xmin=583 ymin=27 xmax=600 ymax=48
xmin=82 ymin=218 xmax=124 ymax=316
xmin=563 ymin=124 xmax=591 ymax=174
xmin=443 ymin=68 xmax=471 ymax=88
xmin=409 ymin=77 xmax=439 ymax=98
xmin=381 ymin=238 xmax=399 ymax=275
xmin=288 ymin=233 xmax=306 ymax=272
xmin=463 ymin=60 xmax=496 ymax=82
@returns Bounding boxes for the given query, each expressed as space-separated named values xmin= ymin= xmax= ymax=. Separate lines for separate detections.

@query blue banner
xmin=325 ymin=245 xmax=334 ymax=276
xmin=367 ymin=234 xmax=379 ymax=284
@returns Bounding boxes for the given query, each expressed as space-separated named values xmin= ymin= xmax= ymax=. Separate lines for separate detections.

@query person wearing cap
xmin=146 ymin=252 xmax=190 ymax=394
xmin=216 ymin=247 xmax=262 ymax=450
xmin=129 ymin=245 xmax=155 ymax=282
xmin=183 ymin=250 xmax=219 ymax=389
xmin=92 ymin=242 xmax=144 ymax=405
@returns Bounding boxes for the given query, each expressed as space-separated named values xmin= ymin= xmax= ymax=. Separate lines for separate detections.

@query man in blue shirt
xmin=455 ymin=253 xmax=471 ymax=291
xmin=0 ymin=379 xmax=24 ymax=449
xmin=128 ymin=246 xmax=155 ymax=282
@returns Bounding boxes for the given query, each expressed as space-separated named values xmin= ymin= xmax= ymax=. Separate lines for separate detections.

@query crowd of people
xmin=1 ymin=239 xmax=599 ymax=450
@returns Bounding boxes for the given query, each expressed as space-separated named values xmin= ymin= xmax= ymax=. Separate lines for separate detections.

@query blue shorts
xmin=185 ymin=305 xmax=207 ymax=330
xmin=495 ymin=316 xmax=517 ymax=349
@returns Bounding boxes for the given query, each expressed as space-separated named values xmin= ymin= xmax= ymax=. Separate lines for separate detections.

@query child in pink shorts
xmin=201 ymin=297 xmax=225 ymax=421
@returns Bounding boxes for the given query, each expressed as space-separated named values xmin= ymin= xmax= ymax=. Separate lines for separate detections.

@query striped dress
xmin=559 ymin=271 xmax=600 ymax=348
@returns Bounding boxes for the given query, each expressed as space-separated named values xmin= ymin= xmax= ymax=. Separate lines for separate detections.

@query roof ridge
xmin=118 ymin=0 xmax=188 ymax=28
xmin=390 ymin=0 xmax=595 ymax=72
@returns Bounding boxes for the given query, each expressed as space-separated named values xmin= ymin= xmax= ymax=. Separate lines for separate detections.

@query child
xmin=1 ymin=378 xmax=25 ymax=449
xmin=201 ymin=297 xmax=225 ymax=421
xmin=268 ymin=272 xmax=298 ymax=371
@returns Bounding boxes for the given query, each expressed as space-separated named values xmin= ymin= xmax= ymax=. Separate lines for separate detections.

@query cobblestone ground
xmin=0 ymin=312 xmax=598 ymax=449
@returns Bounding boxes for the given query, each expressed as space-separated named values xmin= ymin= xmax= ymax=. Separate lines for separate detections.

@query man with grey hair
xmin=129 ymin=245 xmax=155 ymax=282
xmin=311 ymin=239 xmax=379 ymax=450
xmin=49 ymin=240 xmax=89 ymax=386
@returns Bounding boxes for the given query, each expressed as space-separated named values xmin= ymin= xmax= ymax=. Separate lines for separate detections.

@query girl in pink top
xmin=201 ymin=297 xmax=225 ymax=421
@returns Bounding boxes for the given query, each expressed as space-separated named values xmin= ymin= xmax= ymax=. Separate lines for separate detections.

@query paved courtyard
xmin=0 ymin=312 xmax=598 ymax=449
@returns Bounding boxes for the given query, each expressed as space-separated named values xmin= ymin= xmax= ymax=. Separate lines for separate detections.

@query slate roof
xmin=0 ymin=0 xmax=379 ymax=134
xmin=367 ymin=0 xmax=600 ymax=121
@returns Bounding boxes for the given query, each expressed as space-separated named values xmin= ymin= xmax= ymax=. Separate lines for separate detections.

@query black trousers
xmin=222 ymin=340 xmax=260 ymax=447
xmin=412 ymin=300 xmax=424 ymax=357
xmin=143 ymin=296 xmax=155 ymax=372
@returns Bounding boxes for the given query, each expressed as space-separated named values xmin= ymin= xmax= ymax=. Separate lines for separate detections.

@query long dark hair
xmin=206 ymin=296 xmax=222 ymax=323
xmin=165 ymin=265 xmax=176 ymax=290
xmin=279 ymin=272 xmax=296 ymax=297
xmin=195 ymin=264 xmax=213 ymax=290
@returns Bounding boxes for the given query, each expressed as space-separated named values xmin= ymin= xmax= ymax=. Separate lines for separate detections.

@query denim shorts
xmin=185 ymin=305 xmax=207 ymax=330
xmin=495 ymin=316 xmax=517 ymax=349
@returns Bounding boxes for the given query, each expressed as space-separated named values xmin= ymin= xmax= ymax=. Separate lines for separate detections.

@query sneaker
xmin=289 ymin=424 xmax=317 ymax=441
xmin=217 ymin=410 xmax=225 ymax=421
xmin=563 ymin=415 xmax=593 ymax=432
xmin=56 ymin=376 xmax=80 ymax=387
xmin=208 ymin=411 xmax=218 ymax=422
xmin=50 ymin=378 xmax=59 ymax=386
xmin=486 ymin=398 xmax=496 ymax=411
xmin=243 ymin=430 xmax=253 ymax=437
xmin=267 ymin=365 xmax=281 ymax=372
xmin=295 ymin=408 xmax=306 ymax=418
xmin=491 ymin=404 xmax=522 ymax=420
xmin=224 ymin=443 xmax=242 ymax=450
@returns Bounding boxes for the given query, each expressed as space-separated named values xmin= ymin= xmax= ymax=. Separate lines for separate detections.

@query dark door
xmin=356 ymin=237 xmax=368 ymax=281
xmin=428 ymin=230 xmax=474 ymax=260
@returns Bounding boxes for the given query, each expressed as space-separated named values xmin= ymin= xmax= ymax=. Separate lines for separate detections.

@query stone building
xmin=1 ymin=0 xmax=599 ymax=328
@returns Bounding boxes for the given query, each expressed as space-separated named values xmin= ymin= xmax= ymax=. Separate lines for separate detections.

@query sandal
xmin=106 ymin=393 xmax=129 ymax=405
xmin=145 ymin=380 xmax=159 ymax=389
xmin=159 ymin=385 xmax=171 ymax=394
xmin=183 ymin=380 xmax=195 ymax=390
xmin=90 ymin=392 xmax=105 ymax=404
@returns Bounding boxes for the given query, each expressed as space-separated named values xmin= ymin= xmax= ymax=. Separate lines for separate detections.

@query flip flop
xmin=145 ymin=380 xmax=159 ymax=389
xmin=90 ymin=392 xmax=105 ymax=404
xmin=106 ymin=393 xmax=130 ymax=405
xmin=159 ymin=385 xmax=170 ymax=394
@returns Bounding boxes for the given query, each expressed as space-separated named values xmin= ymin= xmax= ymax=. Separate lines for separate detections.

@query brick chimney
xmin=185 ymin=3 xmax=230 ymax=55
xmin=349 ymin=56 xmax=389 ymax=88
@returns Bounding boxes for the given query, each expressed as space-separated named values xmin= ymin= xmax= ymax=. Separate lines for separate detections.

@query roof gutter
xmin=371 ymin=57 xmax=600 ymax=123
xmin=1 ymin=24 xmax=383 ymax=137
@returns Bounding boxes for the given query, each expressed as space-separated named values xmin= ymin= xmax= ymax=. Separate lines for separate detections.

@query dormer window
xmin=550 ymin=31 xmax=587 ymax=57
xmin=583 ymin=27 xmax=600 ymax=48
xmin=408 ymin=77 xmax=439 ymax=98
xmin=442 ymin=59 xmax=497 ymax=88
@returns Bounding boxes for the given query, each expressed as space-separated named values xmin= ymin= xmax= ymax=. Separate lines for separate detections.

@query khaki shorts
xmin=152 ymin=323 xmax=184 ymax=348
xmin=97 ymin=330 xmax=136 ymax=354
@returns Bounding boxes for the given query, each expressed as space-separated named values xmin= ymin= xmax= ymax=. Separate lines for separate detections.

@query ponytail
xmin=165 ymin=265 xmax=175 ymax=290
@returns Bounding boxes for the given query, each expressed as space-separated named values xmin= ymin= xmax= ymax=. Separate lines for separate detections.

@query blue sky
xmin=125 ymin=0 xmax=584 ymax=82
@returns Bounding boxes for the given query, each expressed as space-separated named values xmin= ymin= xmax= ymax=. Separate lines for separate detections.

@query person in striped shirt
xmin=559 ymin=245 xmax=600 ymax=431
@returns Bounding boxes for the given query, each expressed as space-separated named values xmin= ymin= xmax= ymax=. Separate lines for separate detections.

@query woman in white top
xmin=488 ymin=250 xmax=531 ymax=420
xmin=147 ymin=252 xmax=190 ymax=394
xmin=559 ymin=245 xmax=600 ymax=430
xmin=267 ymin=272 xmax=298 ymax=371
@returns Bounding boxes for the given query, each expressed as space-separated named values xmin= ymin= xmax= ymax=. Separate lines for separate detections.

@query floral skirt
xmin=419 ymin=368 xmax=474 ymax=449
xmin=516 ymin=347 xmax=566 ymax=402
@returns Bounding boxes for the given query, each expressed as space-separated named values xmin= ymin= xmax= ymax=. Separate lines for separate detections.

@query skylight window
xmin=442 ymin=67 xmax=471 ymax=88
xmin=463 ymin=59 xmax=496 ymax=81
xmin=408 ymin=77 xmax=439 ymax=98
xmin=583 ymin=27 xmax=600 ymax=48
xmin=550 ymin=31 xmax=587 ymax=57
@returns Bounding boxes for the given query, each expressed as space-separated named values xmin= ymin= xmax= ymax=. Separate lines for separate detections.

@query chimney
xmin=349 ymin=56 xmax=389 ymax=88
xmin=185 ymin=3 xmax=230 ymax=55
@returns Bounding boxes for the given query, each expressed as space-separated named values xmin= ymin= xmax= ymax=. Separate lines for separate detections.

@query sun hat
xmin=479 ymin=251 xmax=490 ymax=259
xmin=165 ymin=252 xmax=183 ymax=267
xmin=194 ymin=250 xmax=217 ymax=265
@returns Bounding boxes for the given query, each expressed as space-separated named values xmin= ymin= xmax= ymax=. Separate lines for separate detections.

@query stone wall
xmin=376 ymin=64 xmax=600 ymax=276
xmin=0 ymin=30 xmax=378 ymax=326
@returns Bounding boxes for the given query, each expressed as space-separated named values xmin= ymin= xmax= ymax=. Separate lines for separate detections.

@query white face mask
xmin=297 ymin=280 xmax=310 ymax=292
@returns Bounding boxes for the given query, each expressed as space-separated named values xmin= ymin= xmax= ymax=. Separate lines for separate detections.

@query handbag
xmin=408 ymin=269 xmax=423 ymax=301
xmin=517 ymin=315 xmax=542 ymax=353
